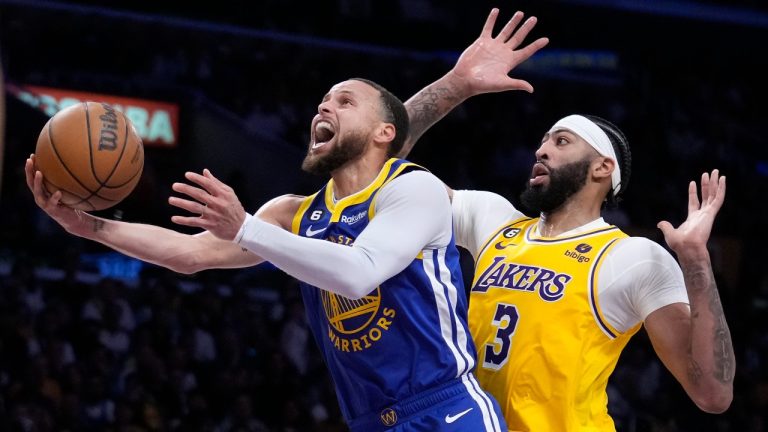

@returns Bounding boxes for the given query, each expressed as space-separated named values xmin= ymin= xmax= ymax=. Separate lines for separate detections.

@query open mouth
xmin=530 ymin=162 xmax=549 ymax=185
xmin=312 ymin=121 xmax=336 ymax=150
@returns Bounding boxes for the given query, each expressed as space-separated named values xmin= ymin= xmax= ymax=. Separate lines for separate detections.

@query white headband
xmin=549 ymin=115 xmax=621 ymax=196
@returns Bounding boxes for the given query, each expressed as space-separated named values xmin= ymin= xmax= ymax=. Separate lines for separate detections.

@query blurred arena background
xmin=0 ymin=0 xmax=766 ymax=430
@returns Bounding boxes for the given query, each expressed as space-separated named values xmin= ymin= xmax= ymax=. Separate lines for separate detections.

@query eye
xmin=340 ymin=98 xmax=353 ymax=106
xmin=556 ymin=136 xmax=569 ymax=145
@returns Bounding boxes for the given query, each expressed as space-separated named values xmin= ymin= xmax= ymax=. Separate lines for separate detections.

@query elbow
xmin=691 ymin=387 xmax=733 ymax=414
xmin=334 ymin=278 xmax=378 ymax=300
xmin=167 ymin=261 xmax=197 ymax=275
xmin=171 ymin=264 xmax=198 ymax=275
xmin=167 ymin=253 xmax=205 ymax=275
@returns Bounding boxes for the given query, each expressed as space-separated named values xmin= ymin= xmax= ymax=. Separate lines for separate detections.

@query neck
xmin=537 ymin=190 xmax=605 ymax=237
xmin=330 ymin=153 xmax=390 ymax=199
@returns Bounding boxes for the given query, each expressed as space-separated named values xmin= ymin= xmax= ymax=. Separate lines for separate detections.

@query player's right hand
xmin=450 ymin=8 xmax=549 ymax=96
xmin=25 ymin=154 xmax=89 ymax=236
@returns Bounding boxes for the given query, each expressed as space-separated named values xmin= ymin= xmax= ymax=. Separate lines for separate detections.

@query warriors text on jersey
xmin=291 ymin=159 xmax=481 ymax=422
xmin=471 ymin=217 xmax=639 ymax=431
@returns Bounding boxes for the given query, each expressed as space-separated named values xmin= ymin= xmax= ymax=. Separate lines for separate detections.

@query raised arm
xmin=25 ymin=155 xmax=281 ymax=274
xmin=399 ymin=8 xmax=549 ymax=158
xmin=644 ymin=169 xmax=734 ymax=413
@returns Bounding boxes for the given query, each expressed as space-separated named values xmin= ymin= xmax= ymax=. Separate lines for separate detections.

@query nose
xmin=318 ymin=100 xmax=332 ymax=114
xmin=534 ymin=142 xmax=548 ymax=161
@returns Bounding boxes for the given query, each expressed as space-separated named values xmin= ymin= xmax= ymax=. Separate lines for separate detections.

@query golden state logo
xmin=380 ymin=408 xmax=398 ymax=426
xmin=323 ymin=234 xmax=396 ymax=352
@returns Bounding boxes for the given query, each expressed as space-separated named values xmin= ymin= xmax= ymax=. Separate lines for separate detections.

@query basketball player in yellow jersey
xmin=398 ymin=9 xmax=735 ymax=431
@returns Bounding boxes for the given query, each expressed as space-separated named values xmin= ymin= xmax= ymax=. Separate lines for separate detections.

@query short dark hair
xmin=350 ymin=78 xmax=409 ymax=157
xmin=583 ymin=115 xmax=632 ymax=206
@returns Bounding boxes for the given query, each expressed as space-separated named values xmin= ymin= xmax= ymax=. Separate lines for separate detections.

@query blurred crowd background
xmin=0 ymin=0 xmax=766 ymax=430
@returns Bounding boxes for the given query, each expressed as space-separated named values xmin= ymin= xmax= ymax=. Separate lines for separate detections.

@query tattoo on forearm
xmin=687 ymin=352 xmax=703 ymax=384
xmin=407 ymin=86 xmax=461 ymax=136
xmin=685 ymin=265 xmax=735 ymax=385
xmin=92 ymin=219 xmax=105 ymax=232
xmin=709 ymin=277 xmax=735 ymax=383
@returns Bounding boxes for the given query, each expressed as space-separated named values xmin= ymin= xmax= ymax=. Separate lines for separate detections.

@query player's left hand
xmin=657 ymin=169 xmax=726 ymax=254
xmin=169 ymin=169 xmax=246 ymax=241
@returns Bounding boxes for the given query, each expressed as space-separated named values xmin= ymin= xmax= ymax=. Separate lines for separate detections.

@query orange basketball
xmin=34 ymin=102 xmax=144 ymax=211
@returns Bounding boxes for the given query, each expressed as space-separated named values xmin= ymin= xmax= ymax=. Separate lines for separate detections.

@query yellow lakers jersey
xmin=470 ymin=217 xmax=639 ymax=432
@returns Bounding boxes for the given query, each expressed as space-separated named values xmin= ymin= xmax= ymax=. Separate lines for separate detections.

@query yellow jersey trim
xmin=325 ymin=158 xmax=401 ymax=222
xmin=588 ymin=237 xmax=627 ymax=338
xmin=291 ymin=192 xmax=318 ymax=235
xmin=368 ymin=160 xmax=421 ymax=220
xmin=525 ymin=223 xmax=621 ymax=244
xmin=474 ymin=217 xmax=532 ymax=265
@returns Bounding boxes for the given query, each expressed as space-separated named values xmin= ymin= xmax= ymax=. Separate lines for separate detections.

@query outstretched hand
xmin=451 ymin=8 xmax=549 ymax=96
xmin=657 ymin=170 xmax=726 ymax=254
xmin=170 ymin=169 xmax=247 ymax=241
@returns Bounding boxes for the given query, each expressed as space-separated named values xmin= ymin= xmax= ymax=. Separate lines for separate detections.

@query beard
xmin=301 ymin=130 xmax=369 ymax=176
xmin=520 ymin=158 xmax=592 ymax=214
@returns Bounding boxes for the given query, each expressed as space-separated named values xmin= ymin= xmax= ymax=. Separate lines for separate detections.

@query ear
xmin=592 ymin=156 xmax=615 ymax=181
xmin=373 ymin=122 xmax=396 ymax=146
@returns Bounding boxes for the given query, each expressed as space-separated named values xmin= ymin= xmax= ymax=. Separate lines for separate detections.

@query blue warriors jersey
xmin=291 ymin=159 xmax=478 ymax=422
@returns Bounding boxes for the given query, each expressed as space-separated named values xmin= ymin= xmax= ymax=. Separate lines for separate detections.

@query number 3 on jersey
xmin=483 ymin=303 xmax=519 ymax=370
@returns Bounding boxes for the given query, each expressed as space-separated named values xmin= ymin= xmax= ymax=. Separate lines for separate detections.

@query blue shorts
xmin=347 ymin=373 xmax=506 ymax=432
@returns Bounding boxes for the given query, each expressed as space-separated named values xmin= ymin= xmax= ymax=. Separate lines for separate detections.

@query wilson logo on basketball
xmin=98 ymin=104 xmax=119 ymax=151
xmin=323 ymin=234 xmax=396 ymax=352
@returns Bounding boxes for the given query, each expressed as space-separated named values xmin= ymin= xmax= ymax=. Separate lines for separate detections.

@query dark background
xmin=0 ymin=1 xmax=766 ymax=430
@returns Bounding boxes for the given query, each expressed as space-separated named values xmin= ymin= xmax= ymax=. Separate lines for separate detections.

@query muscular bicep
xmin=644 ymin=303 xmax=696 ymax=389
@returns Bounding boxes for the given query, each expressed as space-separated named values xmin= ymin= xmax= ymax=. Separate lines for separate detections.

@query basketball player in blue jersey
xmin=23 ymin=11 xmax=548 ymax=430
xmin=393 ymin=10 xmax=735 ymax=431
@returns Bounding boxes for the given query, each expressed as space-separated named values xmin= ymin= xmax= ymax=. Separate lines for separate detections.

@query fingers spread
xmin=171 ymin=215 xmax=211 ymax=229
xmin=514 ymin=37 xmax=550 ymax=65
xmin=497 ymin=11 xmax=524 ymax=43
xmin=507 ymin=16 xmax=537 ymax=47
xmin=707 ymin=169 xmax=719 ymax=203
xmin=169 ymin=196 xmax=207 ymax=215
xmin=184 ymin=171 xmax=221 ymax=196
xmin=173 ymin=182 xmax=212 ymax=206
xmin=481 ymin=8 xmax=500 ymax=38
xmin=718 ymin=175 xmax=726 ymax=202
xmin=657 ymin=220 xmax=673 ymax=233
xmin=687 ymin=180 xmax=699 ymax=215
xmin=507 ymin=78 xmax=534 ymax=93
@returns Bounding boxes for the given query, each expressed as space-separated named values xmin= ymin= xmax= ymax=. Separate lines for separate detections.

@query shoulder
xmin=609 ymin=236 xmax=678 ymax=264
xmin=255 ymin=194 xmax=307 ymax=230
xmin=388 ymin=169 xmax=443 ymax=189
xmin=601 ymin=236 xmax=684 ymax=290
xmin=452 ymin=189 xmax=524 ymax=221
xmin=378 ymin=170 xmax=448 ymax=202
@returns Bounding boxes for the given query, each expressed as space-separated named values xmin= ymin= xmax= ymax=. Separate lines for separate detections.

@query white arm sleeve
xmin=598 ymin=237 xmax=689 ymax=333
xmin=451 ymin=190 xmax=525 ymax=259
xmin=236 ymin=171 xmax=452 ymax=299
